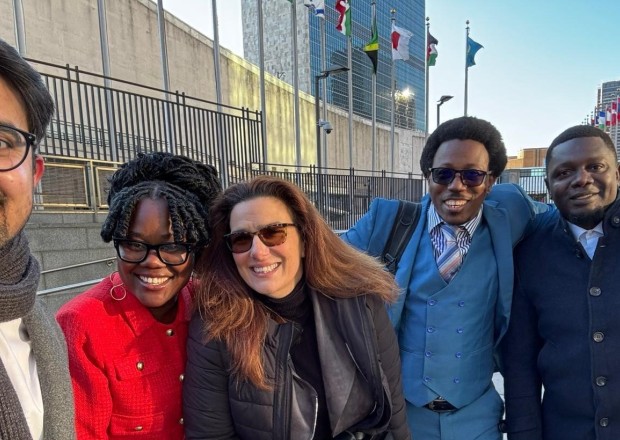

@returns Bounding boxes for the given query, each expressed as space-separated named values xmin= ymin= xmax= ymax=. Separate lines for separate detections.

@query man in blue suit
xmin=343 ymin=116 xmax=547 ymax=440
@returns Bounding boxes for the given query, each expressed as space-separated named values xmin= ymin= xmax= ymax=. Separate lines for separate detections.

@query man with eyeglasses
xmin=343 ymin=116 xmax=548 ymax=440
xmin=0 ymin=38 xmax=75 ymax=439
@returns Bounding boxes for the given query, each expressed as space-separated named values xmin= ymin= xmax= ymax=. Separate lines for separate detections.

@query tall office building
xmin=598 ymin=80 xmax=620 ymax=152
xmin=242 ymin=0 xmax=426 ymax=132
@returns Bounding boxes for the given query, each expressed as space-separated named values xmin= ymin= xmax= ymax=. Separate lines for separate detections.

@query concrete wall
xmin=0 ymin=0 xmax=425 ymax=174
xmin=26 ymin=212 xmax=116 ymax=312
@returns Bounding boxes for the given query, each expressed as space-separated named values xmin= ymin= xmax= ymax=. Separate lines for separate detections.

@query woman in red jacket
xmin=57 ymin=152 xmax=221 ymax=439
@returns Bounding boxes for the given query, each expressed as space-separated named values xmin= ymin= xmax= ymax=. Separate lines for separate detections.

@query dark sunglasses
xmin=224 ymin=223 xmax=297 ymax=254
xmin=429 ymin=167 xmax=489 ymax=187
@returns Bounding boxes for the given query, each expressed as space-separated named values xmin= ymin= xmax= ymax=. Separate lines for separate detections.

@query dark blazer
xmin=183 ymin=290 xmax=410 ymax=440
xmin=500 ymin=198 xmax=620 ymax=440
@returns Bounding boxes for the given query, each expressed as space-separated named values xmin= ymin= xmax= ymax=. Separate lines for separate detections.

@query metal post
xmin=464 ymin=20 xmax=470 ymax=116
xmin=212 ymin=0 xmax=228 ymax=186
xmin=390 ymin=10 xmax=396 ymax=173
xmin=292 ymin=2 xmax=302 ymax=169
xmin=425 ymin=17 xmax=430 ymax=136
xmin=257 ymin=0 xmax=268 ymax=166
xmin=12 ymin=0 xmax=26 ymax=55
xmin=320 ymin=19 xmax=328 ymax=169
xmin=347 ymin=39 xmax=353 ymax=169
xmin=156 ymin=0 xmax=174 ymax=153
xmin=315 ymin=74 xmax=322 ymax=169
xmin=97 ymin=0 xmax=117 ymax=162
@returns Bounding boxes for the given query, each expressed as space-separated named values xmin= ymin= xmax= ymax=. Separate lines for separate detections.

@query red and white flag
xmin=391 ymin=23 xmax=413 ymax=61
xmin=335 ymin=0 xmax=351 ymax=36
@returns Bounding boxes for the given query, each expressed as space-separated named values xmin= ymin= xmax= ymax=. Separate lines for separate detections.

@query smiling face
xmin=546 ymin=136 xmax=619 ymax=229
xmin=116 ymin=197 xmax=194 ymax=321
xmin=229 ymin=196 xmax=304 ymax=299
xmin=0 ymin=76 xmax=44 ymax=246
xmin=428 ymin=139 xmax=496 ymax=225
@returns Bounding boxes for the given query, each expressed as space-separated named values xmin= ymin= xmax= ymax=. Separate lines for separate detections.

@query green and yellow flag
xmin=363 ymin=9 xmax=378 ymax=73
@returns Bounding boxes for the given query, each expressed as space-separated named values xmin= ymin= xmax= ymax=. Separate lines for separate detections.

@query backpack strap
xmin=382 ymin=201 xmax=421 ymax=275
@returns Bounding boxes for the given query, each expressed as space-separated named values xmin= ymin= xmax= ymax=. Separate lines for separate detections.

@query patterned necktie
xmin=437 ymin=224 xmax=463 ymax=282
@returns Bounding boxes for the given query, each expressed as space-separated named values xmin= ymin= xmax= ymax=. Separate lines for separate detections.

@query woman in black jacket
xmin=184 ymin=176 xmax=410 ymax=440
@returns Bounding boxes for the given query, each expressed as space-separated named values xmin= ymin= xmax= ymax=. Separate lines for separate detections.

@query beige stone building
xmin=506 ymin=147 xmax=548 ymax=169
xmin=0 ymin=0 xmax=426 ymax=174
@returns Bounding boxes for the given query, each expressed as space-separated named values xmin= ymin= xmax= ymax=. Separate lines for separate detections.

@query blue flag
xmin=466 ymin=37 xmax=483 ymax=67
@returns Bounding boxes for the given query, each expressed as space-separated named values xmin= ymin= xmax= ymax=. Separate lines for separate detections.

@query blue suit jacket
xmin=343 ymin=184 xmax=547 ymax=407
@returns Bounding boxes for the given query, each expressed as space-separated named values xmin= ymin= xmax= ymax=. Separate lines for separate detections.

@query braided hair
xmin=101 ymin=152 xmax=222 ymax=246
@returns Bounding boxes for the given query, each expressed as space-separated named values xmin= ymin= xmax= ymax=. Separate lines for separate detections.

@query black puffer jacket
xmin=183 ymin=289 xmax=410 ymax=440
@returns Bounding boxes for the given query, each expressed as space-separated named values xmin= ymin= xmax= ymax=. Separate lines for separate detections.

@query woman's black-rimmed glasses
xmin=224 ymin=223 xmax=297 ymax=254
xmin=113 ymin=239 xmax=195 ymax=265
xmin=0 ymin=124 xmax=37 ymax=172
xmin=429 ymin=167 xmax=489 ymax=187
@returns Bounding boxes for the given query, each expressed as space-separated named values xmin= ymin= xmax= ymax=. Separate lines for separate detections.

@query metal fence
xmin=31 ymin=59 xmax=263 ymax=184
xmin=35 ymin=157 xmax=426 ymax=230
xmin=29 ymin=59 xmax=550 ymax=229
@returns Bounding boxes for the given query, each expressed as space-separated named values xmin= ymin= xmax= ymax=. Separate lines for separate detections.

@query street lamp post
xmin=314 ymin=65 xmax=349 ymax=170
xmin=313 ymin=65 xmax=348 ymax=216
xmin=436 ymin=95 xmax=454 ymax=127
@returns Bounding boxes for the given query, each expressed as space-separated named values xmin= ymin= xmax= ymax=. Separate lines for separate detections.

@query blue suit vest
xmin=399 ymin=222 xmax=497 ymax=408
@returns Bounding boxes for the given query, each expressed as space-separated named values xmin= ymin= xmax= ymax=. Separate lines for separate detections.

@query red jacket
xmin=57 ymin=272 xmax=191 ymax=439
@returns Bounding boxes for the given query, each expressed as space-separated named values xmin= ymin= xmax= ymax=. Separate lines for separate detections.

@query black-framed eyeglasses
xmin=429 ymin=167 xmax=489 ymax=187
xmin=0 ymin=124 xmax=37 ymax=172
xmin=113 ymin=239 xmax=195 ymax=265
xmin=224 ymin=223 xmax=297 ymax=254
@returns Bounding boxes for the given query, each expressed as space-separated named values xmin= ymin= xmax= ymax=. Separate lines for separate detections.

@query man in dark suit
xmin=500 ymin=125 xmax=620 ymax=440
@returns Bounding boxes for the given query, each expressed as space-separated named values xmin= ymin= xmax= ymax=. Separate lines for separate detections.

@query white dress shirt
xmin=567 ymin=221 xmax=604 ymax=260
xmin=0 ymin=318 xmax=44 ymax=439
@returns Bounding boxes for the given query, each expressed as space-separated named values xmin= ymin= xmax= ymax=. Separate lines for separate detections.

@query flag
xmin=599 ymin=110 xmax=606 ymax=130
xmin=304 ymin=0 xmax=324 ymax=18
xmin=392 ymin=23 xmax=413 ymax=61
xmin=427 ymin=32 xmax=438 ymax=66
xmin=335 ymin=0 xmax=351 ymax=36
xmin=466 ymin=36 xmax=483 ymax=67
xmin=606 ymin=107 xmax=612 ymax=128
xmin=363 ymin=8 xmax=378 ymax=73
xmin=611 ymin=101 xmax=617 ymax=126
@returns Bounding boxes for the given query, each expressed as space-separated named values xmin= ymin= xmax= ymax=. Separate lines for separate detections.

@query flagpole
xmin=347 ymin=37 xmax=353 ymax=169
xmin=320 ymin=15 xmax=328 ymax=169
xmin=212 ymin=0 xmax=223 ymax=110
xmin=390 ymin=9 xmax=396 ymax=173
xmin=425 ymin=17 xmax=430 ymax=135
xmin=156 ymin=0 xmax=174 ymax=154
xmin=371 ymin=0 xmax=377 ymax=175
xmin=211 ymin=0 xmax=228 ymax=186
xmin=257 ymin=0 xmax=268 ymax=167
xmin=464 ymin=20 xmax=469 ymax=116
xmin=616 ymin=94 xmax=619 ymax=153
xmin=291 ymin=0 xmax=302 ymax=169
xmin=97 ymin=0 xmax=117 ymax=162
xmin=12 ymin=0 xmax=26 ymax=55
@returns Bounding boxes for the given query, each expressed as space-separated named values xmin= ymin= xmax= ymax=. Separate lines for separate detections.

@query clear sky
xmin=163 ymin=0 xmax=620 ymax=155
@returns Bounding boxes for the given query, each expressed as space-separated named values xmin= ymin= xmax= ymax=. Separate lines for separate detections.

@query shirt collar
xmin=427 ymin=202 xmax=483 ymax=238
xmin=567 ymin=221 xmax=604 ymax=242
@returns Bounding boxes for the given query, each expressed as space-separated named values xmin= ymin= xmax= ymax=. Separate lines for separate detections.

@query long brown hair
xmin=194 ymin=176 xmax=398 ymax=388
